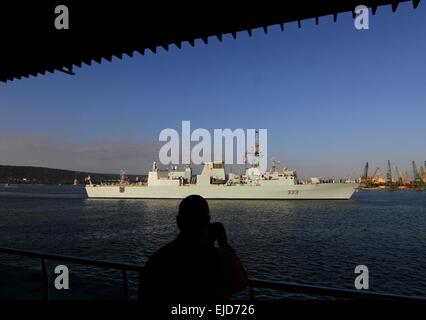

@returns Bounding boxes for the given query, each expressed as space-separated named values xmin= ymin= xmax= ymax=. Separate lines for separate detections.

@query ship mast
xmin=120 ymin=169 xmax=126 ymax=185
xmin=244 ymin=130 xmax=261 ymax=169
xmin=254 ymin=129 xmax=260 ymax=158
xmin=253 ymin=129 xmax=260 ymax=168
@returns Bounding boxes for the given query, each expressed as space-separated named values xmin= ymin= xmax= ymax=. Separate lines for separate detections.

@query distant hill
xmin=0 ymin=165 xmax=142 ymax=185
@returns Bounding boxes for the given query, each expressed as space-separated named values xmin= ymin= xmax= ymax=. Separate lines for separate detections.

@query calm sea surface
xmin=0 ymin=185 xmax=425 ymax=299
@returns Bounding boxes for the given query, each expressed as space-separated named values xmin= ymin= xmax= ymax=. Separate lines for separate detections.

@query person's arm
xmin=213 ymin=223 xmax=248 ymax=298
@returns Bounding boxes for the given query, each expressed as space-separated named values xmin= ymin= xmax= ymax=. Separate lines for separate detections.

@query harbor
xmin=0 ymin=187 xmax=425 ymax=299
xmin=359 ymin=160 xmax=426 ymax=191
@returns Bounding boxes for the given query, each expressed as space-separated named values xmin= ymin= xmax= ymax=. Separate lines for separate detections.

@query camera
xmin=207 ymin=222 xmax=227 ymax=247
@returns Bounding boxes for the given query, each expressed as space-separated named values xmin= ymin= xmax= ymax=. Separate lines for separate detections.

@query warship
xmin=85 ymin=140 xmax=357 ymax=200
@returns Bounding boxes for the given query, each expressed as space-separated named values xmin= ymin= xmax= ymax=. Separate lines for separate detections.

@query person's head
xmin=177 ymin=195 xmax=211 ymax=238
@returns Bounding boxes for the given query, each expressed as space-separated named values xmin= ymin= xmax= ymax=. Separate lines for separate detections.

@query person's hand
xmin=211 ymin=222 xmax=228 ymax=248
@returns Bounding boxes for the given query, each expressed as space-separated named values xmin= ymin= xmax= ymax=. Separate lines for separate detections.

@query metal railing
xmin=1 ymin=247 xmax=425 ymax=301
xmin=0 ymin=247 xmax=142 ymax=300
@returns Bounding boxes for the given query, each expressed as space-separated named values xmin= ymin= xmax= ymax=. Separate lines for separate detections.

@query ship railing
xmin=1 ymin=247 xmax=425 ymax=301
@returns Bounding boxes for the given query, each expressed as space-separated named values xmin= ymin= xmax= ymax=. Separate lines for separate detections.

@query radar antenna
xmin=271 ymin=157 xmax=280 ymax=172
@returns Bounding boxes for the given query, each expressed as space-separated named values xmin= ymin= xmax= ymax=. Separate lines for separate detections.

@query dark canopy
xmin=0 ymin=1 xmax=420 ymax=82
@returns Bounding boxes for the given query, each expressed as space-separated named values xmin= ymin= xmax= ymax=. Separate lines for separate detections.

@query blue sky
xmin=0 ymin=2 xmax=425 ymax=178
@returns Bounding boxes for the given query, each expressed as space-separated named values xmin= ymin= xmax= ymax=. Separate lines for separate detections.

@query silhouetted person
xmin=141 ymin=195 xmax=248 ymax=302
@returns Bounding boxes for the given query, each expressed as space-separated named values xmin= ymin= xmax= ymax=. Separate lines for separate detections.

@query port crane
xmin=395 ymin=166 xmax=403 ymax=186
xmin=362 ymin=160 xmax=425 ymax=189
xmin=412 ymin=161 xmax=423 ymax=186
xmin=395 ymin=167 xmax=411 ymax=186
xmin=371 ymin=167 xmax=380 ymax=179
xmin=386 ymin=160 xmax=393 ymax=186
xmin=420 ymin=163 xmax=426 ymax=183
xmin=362 ymin=162 xmax=369 ymax=180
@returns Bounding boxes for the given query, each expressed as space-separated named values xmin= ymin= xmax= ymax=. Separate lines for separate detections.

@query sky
xmin=0 ymin=2 xmax=425 ymax=179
